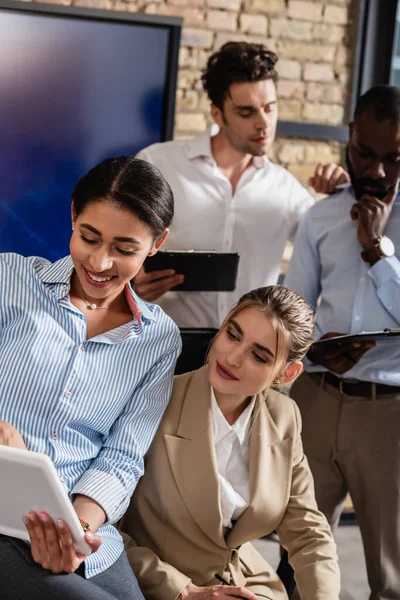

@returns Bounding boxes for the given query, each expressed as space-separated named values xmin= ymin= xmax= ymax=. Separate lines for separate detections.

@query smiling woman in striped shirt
xmin=0 ymin=157 xmax=181 ymax=600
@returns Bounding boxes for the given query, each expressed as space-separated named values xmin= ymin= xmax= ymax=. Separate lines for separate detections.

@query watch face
xmin=379 ymin=236 xmax=395 ymax=257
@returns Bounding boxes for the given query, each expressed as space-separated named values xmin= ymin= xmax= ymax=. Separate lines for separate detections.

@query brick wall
xmin=141 ymin=0 xmax=356 ymax=185
xmin=27 ymin=0 xmax=356 ymax=183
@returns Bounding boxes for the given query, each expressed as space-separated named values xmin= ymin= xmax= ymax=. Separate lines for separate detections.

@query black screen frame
xmin=0 ymin=0 xmax=182 ymax=142
xmin=349 ymin=0 xmax=398 ymax=117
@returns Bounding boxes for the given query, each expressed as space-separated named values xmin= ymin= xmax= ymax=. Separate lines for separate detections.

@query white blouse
xmin=211 ymin=388 xmax=256 ymax=533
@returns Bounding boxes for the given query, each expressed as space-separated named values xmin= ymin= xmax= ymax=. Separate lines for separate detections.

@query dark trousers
xmin=0 ymin=535 xmax=145 ymax=600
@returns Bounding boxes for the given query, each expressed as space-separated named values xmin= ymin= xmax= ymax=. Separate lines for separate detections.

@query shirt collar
xmin=125 ymin=282 xmax=155 ymax=322
xmin=211 ymin=387 xmax=256 ymax=447
xmin=39 ymin=255 xmax=75 ymax=285
xmin=39 ymin=255 xmax=154 ymax=323
xmin=185 ymin=125 xmax=268 ymax=170
xmin=185 ymin=126 xmax=217 ymax=163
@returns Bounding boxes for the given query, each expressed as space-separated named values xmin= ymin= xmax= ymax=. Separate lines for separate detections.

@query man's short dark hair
xmin=202 ymin=41 xmax=278 ymax=110
xmin=354 ymin=85 xmax=400 ymax=123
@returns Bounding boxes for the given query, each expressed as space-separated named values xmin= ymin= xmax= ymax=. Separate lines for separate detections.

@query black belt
xmin=313 ymin=372 xmax=400 ymax=397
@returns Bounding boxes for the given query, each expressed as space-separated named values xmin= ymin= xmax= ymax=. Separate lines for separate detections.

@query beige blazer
xmin=120 ymin=366 xmax=340 ymax=600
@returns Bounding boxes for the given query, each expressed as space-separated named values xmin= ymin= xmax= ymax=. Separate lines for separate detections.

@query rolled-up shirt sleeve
xmin=71 ymin=335 xmax=181 ymax=524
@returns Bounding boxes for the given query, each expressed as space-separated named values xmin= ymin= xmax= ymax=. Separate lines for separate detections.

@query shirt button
xmin=66 ymin=390 xmax=72 ymax=399
xmin=388 ymin=306 xmax=393 ymax=311
xmin=61 ymin=285 xmax=68 ymax=291
xmin=53 ymin=431 xmax=57 ymax=440
xmin=82 ymin=344 xmax=86 ymax=351
xmin=360 ymin=277 xmax=365 ymax=282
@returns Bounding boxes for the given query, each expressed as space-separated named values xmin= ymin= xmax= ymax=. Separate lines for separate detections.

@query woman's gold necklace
xmin=77 ymin=294 xmax=115 ymax=311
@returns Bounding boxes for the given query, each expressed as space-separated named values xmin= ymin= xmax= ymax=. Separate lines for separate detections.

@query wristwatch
xmin=360 ymin=236 xmax=395 ymax=263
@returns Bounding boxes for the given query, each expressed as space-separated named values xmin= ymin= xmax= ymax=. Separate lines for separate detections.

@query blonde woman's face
xmin=208 ymin=307 xmax=279 ymax=398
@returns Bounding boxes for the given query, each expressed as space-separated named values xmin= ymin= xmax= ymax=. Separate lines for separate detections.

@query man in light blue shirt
xmin=285 ymin=85 xmax=400 ymax=600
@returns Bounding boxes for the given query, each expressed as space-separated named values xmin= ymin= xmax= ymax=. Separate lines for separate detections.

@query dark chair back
xmin=175 ymin=328 xmax=218 ymax=375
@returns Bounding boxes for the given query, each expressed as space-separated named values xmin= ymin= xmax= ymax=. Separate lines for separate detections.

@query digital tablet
xmin=312 ymin=328 xmax=400 ymax=348
xmin=0 ymin=445 xmax=91 ymax=555
xmin=144 ymin=250 xmax=240 ymax=292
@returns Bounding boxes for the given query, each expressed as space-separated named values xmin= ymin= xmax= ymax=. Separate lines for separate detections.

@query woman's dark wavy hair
xmin=202 ymin=41 xmax=279 ymax=110
xmin=72 ymin=157 xmax=174 ymax=239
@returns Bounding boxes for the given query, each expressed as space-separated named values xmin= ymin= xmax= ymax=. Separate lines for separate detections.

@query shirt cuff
xmin=71 ymin=469 xmax=127 ymax=524
xmin=367 ymin=255 xmax=400 ymax=287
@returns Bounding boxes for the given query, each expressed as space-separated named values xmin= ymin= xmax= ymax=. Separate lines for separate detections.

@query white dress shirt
xmin=137 ymin=126 xmax=314 ymax=328
xmin=211 ymin=388 xmax=256 ymax=533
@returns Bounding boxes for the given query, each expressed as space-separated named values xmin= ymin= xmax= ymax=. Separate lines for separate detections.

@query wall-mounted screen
xmin=0 ymin=0 xmax=180 ymax=260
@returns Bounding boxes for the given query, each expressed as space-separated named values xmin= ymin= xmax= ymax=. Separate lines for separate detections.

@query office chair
xmin=175 ymin=328 xmax=218 ymax=375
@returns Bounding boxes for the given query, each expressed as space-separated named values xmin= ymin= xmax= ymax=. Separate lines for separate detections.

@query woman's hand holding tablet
xmin=307 ymin=331 xmax=376 ymax=374
xmin=23 ymin=511 xmax=101 ymax=574
xmin=0 ymin=445 xmax=96 ymax=566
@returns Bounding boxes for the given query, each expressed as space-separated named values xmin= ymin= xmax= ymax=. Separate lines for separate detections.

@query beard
xmin=245 ymin=141 xmax=268 ymax=156
xmin=228 ymin=135 xmax=270 ymax=157
xmin=346 ymin=146 xmax=391 ymax=200
xmin=221 ymin=114 xmax=272 ymax=157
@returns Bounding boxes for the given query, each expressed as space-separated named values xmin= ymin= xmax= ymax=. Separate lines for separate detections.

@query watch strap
xmin=361 ymin=245 xmax=383 ymax=263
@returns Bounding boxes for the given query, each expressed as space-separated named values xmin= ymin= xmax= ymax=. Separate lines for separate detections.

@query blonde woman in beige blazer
xmin=120 ymin=286 xmax=340 ymax=600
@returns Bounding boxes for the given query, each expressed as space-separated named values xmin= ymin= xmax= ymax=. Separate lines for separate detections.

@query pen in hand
xmin=215 ymin=574 xmax=231 ymax=586
xmin=214 ymin=573 xmax=248 ymax=599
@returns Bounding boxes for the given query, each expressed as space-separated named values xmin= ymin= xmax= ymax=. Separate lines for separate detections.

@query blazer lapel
xmin=226 ymin=390 xmax=292 ymax=548
xmin=164 ymin=365 xmax=226 ymax=548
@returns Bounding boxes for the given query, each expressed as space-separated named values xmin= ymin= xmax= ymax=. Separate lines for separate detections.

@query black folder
xmin=144 ymin=250 xmax=240 ymax=292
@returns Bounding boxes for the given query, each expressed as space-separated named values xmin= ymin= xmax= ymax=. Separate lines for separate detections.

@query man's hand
xmin=309 ymin=163 xmax=350 ymax=194
xmin=134 ymin=266 xmax=185 ymax=302
xmin=350 ymin=180 xmax=399 ymax=250
xmin=0 ymin=421 xmax=27 ymax=450
xmin=23 ymin=512 xmax=101 ymax=574
xmin=307 ymin=332 xmax=375 ymax=375
xmin=181 ymin=582 xmax=257 ymax=600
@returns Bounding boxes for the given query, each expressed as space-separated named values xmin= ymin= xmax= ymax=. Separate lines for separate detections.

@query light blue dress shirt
xmin=284 ymin=185 xmax=400 ymax=385
xmin=0 ymin=253 xmax=181 ymax=577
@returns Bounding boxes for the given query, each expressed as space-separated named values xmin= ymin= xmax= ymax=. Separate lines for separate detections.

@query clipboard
xmin=313 ymin=328 xmax=400 ymax=348
xmin=0 ymin=445 xmax=91 ymax=555
xmin=144 ymin=250 xmax=240 ymax=292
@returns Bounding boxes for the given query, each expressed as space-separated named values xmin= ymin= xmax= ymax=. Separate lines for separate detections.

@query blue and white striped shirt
xmin=0 ymin=253 xmax=181 ymax=577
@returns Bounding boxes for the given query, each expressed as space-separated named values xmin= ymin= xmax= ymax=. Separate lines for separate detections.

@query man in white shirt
xmin=134 ymin=42 xmax=326 ymax=329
